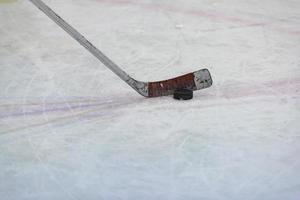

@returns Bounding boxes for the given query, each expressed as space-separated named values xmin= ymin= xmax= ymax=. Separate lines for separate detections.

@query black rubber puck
xmin=173 ymin=89 xmax=193 ymax=100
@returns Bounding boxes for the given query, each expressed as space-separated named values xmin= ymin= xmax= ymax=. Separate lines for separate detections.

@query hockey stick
xmin=29 ymin=0 xmax=212 ymax=97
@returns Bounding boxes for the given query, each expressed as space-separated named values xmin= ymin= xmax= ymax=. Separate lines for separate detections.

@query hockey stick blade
xmin=146 ymin=68 xmax=212 ymax=97
xmin=29 ymin=0 xmax=213 ymax=98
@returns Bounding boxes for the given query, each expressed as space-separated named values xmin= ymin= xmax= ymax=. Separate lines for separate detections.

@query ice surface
xmin=0 ymin=0 xmax=300 ymax=199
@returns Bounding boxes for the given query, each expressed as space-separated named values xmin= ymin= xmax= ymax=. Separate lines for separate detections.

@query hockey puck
xmin=173 ymin=89 xmax=193 ymax=100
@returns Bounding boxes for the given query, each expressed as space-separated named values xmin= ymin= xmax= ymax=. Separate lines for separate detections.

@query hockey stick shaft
xmin=29 ymin=0 xmax=132 ymax=83
xmin=29 ymin=0 xmax=213 ymax=97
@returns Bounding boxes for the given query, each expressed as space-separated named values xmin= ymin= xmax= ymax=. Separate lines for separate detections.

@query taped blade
xmin=148 ymin=69 xmax=212 ymax=97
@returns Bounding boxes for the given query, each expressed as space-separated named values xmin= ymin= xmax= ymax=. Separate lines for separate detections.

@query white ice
xmin=0 ymin=0 xmax=300 ymax=199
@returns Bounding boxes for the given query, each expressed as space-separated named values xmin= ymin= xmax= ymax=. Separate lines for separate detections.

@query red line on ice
xmin=96 ymin=0 xmax=299 ymax=36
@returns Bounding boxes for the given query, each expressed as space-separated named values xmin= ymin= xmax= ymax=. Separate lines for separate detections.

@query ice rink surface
xmin=1 ymin=0 xmax=300 ymax=199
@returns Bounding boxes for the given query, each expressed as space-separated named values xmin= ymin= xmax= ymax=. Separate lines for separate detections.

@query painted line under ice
xmin=97 ymin=0 xmax=300 ymax=36
xmin=0 ymin=78 xmax=299 ymax=119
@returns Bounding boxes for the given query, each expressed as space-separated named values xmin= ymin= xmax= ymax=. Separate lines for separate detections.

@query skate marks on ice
xmin=1 ymin=77 xmax=299 ymax=135
xmin=143 ymin=77 xmax=300 ymax=114
xmin=213 ymin=77 xmax=300 ymax=100
xmin=0 ymin=95 xmax=143 ymax=135
xmin=96 ymin=0 xmax=300 ymax=36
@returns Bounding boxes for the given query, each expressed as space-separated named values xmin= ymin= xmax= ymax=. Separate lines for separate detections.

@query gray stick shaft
xmin=29 ymin=0 xmax=132 ymax=83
